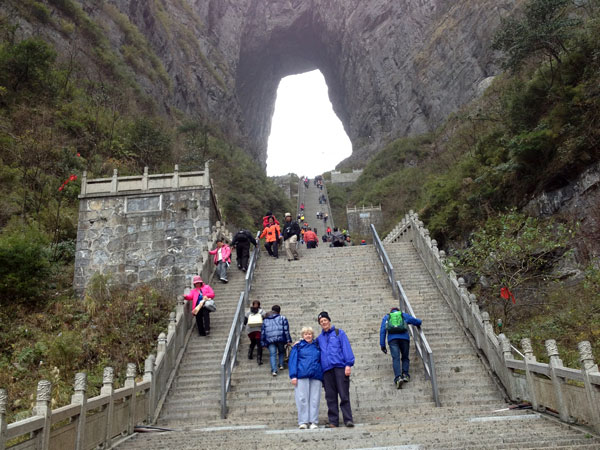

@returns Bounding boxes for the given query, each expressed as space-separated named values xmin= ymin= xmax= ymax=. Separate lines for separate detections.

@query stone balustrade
xmin=80 ymin=164 xmax=211 ymax=197
xmin=385 ymin=211 xmax=600 ymax=433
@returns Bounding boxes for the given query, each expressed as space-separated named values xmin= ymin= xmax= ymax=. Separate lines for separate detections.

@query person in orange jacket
xmin=260 ymin=216 xmax=281 ymax=258
xmin=304 ymin=228 xmax=319 ymax=249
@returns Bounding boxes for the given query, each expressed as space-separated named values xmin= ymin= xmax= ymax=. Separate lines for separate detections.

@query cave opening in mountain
xmin=266 ymin=70 xmax=352 ymax=177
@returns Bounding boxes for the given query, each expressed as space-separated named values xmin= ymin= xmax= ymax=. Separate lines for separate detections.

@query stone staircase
xmin=117 ymin=244 xmax=600 ymax=449
xmin=117 ymin=183 xmax=600 ymax=449
xmin=152 ymin=254 xmax=249 ymax=425
xmin=299 ymin=178 xmax=331 ymax=240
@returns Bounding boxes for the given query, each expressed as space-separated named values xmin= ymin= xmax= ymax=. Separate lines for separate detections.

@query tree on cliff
xmin=492 ymin=0 xmax=581 ymax=72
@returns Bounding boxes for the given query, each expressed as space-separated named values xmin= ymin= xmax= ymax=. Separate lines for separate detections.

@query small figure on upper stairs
xmin=209 ymin=239 xmax=231 ymax=283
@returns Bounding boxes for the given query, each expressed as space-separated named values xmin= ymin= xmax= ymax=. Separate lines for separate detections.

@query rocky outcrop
xmin=6 ymin=0 xmax=521 ymax=168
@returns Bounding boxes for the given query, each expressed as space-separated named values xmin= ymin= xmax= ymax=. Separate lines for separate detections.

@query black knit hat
xmin=317 ymin=311 xmax=331 ymax=323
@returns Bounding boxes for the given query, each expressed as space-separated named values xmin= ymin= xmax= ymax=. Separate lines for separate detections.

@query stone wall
xmin=347 ymin=205 xmax=383 ymax=237
xmin=331 ymin=169 xmax=363 ymax=185
xmin=270 ymin=174 xmax=292 ymax=199
xmin=74 ymin=168 xmax=223 ymax=295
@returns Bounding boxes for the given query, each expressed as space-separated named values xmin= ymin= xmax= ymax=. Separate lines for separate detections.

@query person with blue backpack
xmin=289 ymin=326 xmax=323 ymax=429
xmin=380 ymin=307 xmax=423 ymax=389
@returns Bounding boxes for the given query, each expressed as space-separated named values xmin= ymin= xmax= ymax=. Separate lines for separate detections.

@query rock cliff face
xmin=9 ymin=0 xmax=521 ymax=168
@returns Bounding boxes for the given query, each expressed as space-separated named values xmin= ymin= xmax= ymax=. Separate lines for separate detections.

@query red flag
xmin=500 ymin=287 xmax=516 ymax=304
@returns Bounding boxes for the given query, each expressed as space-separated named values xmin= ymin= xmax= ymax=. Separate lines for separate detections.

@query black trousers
xmin=236 ymin=243 xmax=250 ymax=269
xmin=323 ymin=367 xmax=353 ymax=426
xmin=248 ymin=335 xmax=263 ymax=360
xmin=306 ymin=240 xmax=317 ymax=249
xmin=195 ymin=307 xmax=210 ymax=335
xmin=265 ymin=241 xmax=278 ymax=257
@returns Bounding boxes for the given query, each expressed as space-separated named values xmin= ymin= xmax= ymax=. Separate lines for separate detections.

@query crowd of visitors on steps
xmin=184 ymin=176 xmax=422 ymax=429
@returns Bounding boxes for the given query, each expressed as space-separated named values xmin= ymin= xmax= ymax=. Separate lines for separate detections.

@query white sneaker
xmin=299 ymin=423 xmax=308 ymax=429
xmin=309 ymin=423 xmax=318 ymax=429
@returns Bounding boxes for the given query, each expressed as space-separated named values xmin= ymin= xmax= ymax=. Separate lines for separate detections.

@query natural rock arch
xmin=118 ymin=0 xmax=519 ymax=167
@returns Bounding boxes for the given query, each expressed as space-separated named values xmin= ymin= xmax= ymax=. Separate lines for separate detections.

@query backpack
xmin=386 ymin=311 xmax=407 ymax=333
xmin=248 ymin=312 xmax=263 ymax=326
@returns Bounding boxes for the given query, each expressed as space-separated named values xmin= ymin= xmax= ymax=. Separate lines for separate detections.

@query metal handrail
xmin=371 ymin=224 xmax=397 ymax=298
xmin=321 ymin=180 xmax=335 ymax=230
xmin=396 ymin=280 xmax=440 ymax=407
xmin=220 ymin=231 xmax=260 ymax=418
xmin=371 ymin=224 xmax=441 ymax=407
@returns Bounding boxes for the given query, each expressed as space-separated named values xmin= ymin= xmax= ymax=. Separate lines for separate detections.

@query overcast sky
xmin=266 ymin=70 xmax=352 ymax=177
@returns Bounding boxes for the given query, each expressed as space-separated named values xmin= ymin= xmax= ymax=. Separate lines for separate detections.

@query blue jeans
xmin=389 ymin=339 xmax=410 ymax=381
xmin=268 ymin=342 xmax=286 ymax=372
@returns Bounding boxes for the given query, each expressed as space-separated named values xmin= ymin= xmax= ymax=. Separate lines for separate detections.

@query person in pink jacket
xmin=209 ymin=239 xmax=232 ymax=283
xmin=184 ymin=276 xmax=215 ymax=336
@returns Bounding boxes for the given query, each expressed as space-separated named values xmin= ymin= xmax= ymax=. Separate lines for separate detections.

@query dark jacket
xmin=281 ymin=220 xmax=301 ymax=240
xmin=260 ymin=313 xmax=292 ymax=346
xmin=288 ymin=340 xmax=323 ymax=381
xmin=316 ymin=325 xmax=355 ymax=372
xmin=231 ymin=229 xmax=257 ymax=247
xmin=380 ymin=311 xmax=422 ymax=346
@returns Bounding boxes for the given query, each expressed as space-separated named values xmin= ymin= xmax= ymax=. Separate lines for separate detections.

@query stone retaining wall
xmin=74 ymin=166 xmax=222 ymax=295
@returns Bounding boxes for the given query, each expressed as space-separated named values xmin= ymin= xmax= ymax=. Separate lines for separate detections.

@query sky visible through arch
xmin=266 ymin=70 xmax=352 ymax=177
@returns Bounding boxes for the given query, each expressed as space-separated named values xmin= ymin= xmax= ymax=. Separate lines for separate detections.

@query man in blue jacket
xmin=316 ymin=311 xmax=355 ymax=428
xmin=261 ymin=305 xmax=292 ymax=376
xmin=380 ymin=307 xmax=422 ymax=389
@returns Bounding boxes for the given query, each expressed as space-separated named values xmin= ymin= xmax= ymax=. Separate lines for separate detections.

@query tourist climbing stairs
xmin=150 ymin=255 xmax=249 ymax=425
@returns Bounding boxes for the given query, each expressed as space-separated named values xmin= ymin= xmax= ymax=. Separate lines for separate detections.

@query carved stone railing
xmin=80 ymin=163 xmax=210 ymax=197
xmin=1 ymin=221 xmax=233 ymax=450
xmin=385 ymin=211 xmax=600 ymax=432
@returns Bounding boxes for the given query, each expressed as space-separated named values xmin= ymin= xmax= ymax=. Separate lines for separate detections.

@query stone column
xmin=499 ymin=334 xmax=516 ymax=400
xmin=34 ymin=380 xmax=52 ymax=450
xmin=168 ymin=312 xmax=177 ymax=336
xmin=481 ymin=312 xmax=492 ymax=361
xmin=144 ymin=356 xmax=155 ymax=424
xmin=431 ymin=239 xmax=439 ymax=258
xmin=110 ymin=169 xmax=118 ymax=193
xmin=100 ymin=367 xmax=114 ymax=449
xmin=142 ymin=167 xmax=149 ymax=190
xmin=521 ymin=338 xmax=539 ymax=411
xmin=173 ymin=165 xmax=180 ymax=188
xmin=578 ymin=341 xmax=600 ymax=432
xmin=125 ymin=363 xmax=137 ymax=435
xmin=0 ymin=389 xmax=7 ymax=450
xmin=71 ymin=373 xmax=87 ymax=450
xmin=545 ymin=339 xmax=570 ymax=422
xmin=80 ymin=171 xmax=87 ymax=196
xmin=157 ymin=332 xmax=167 ymax=355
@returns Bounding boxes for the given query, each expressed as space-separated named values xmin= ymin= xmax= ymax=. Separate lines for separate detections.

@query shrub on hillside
xmin=0 ymin=223 xmax=51 ymax=304
xmin=448 ymin=209 xmax=574 ymax=326
xmin=0 ymin=37 xmax=57 ymax=99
